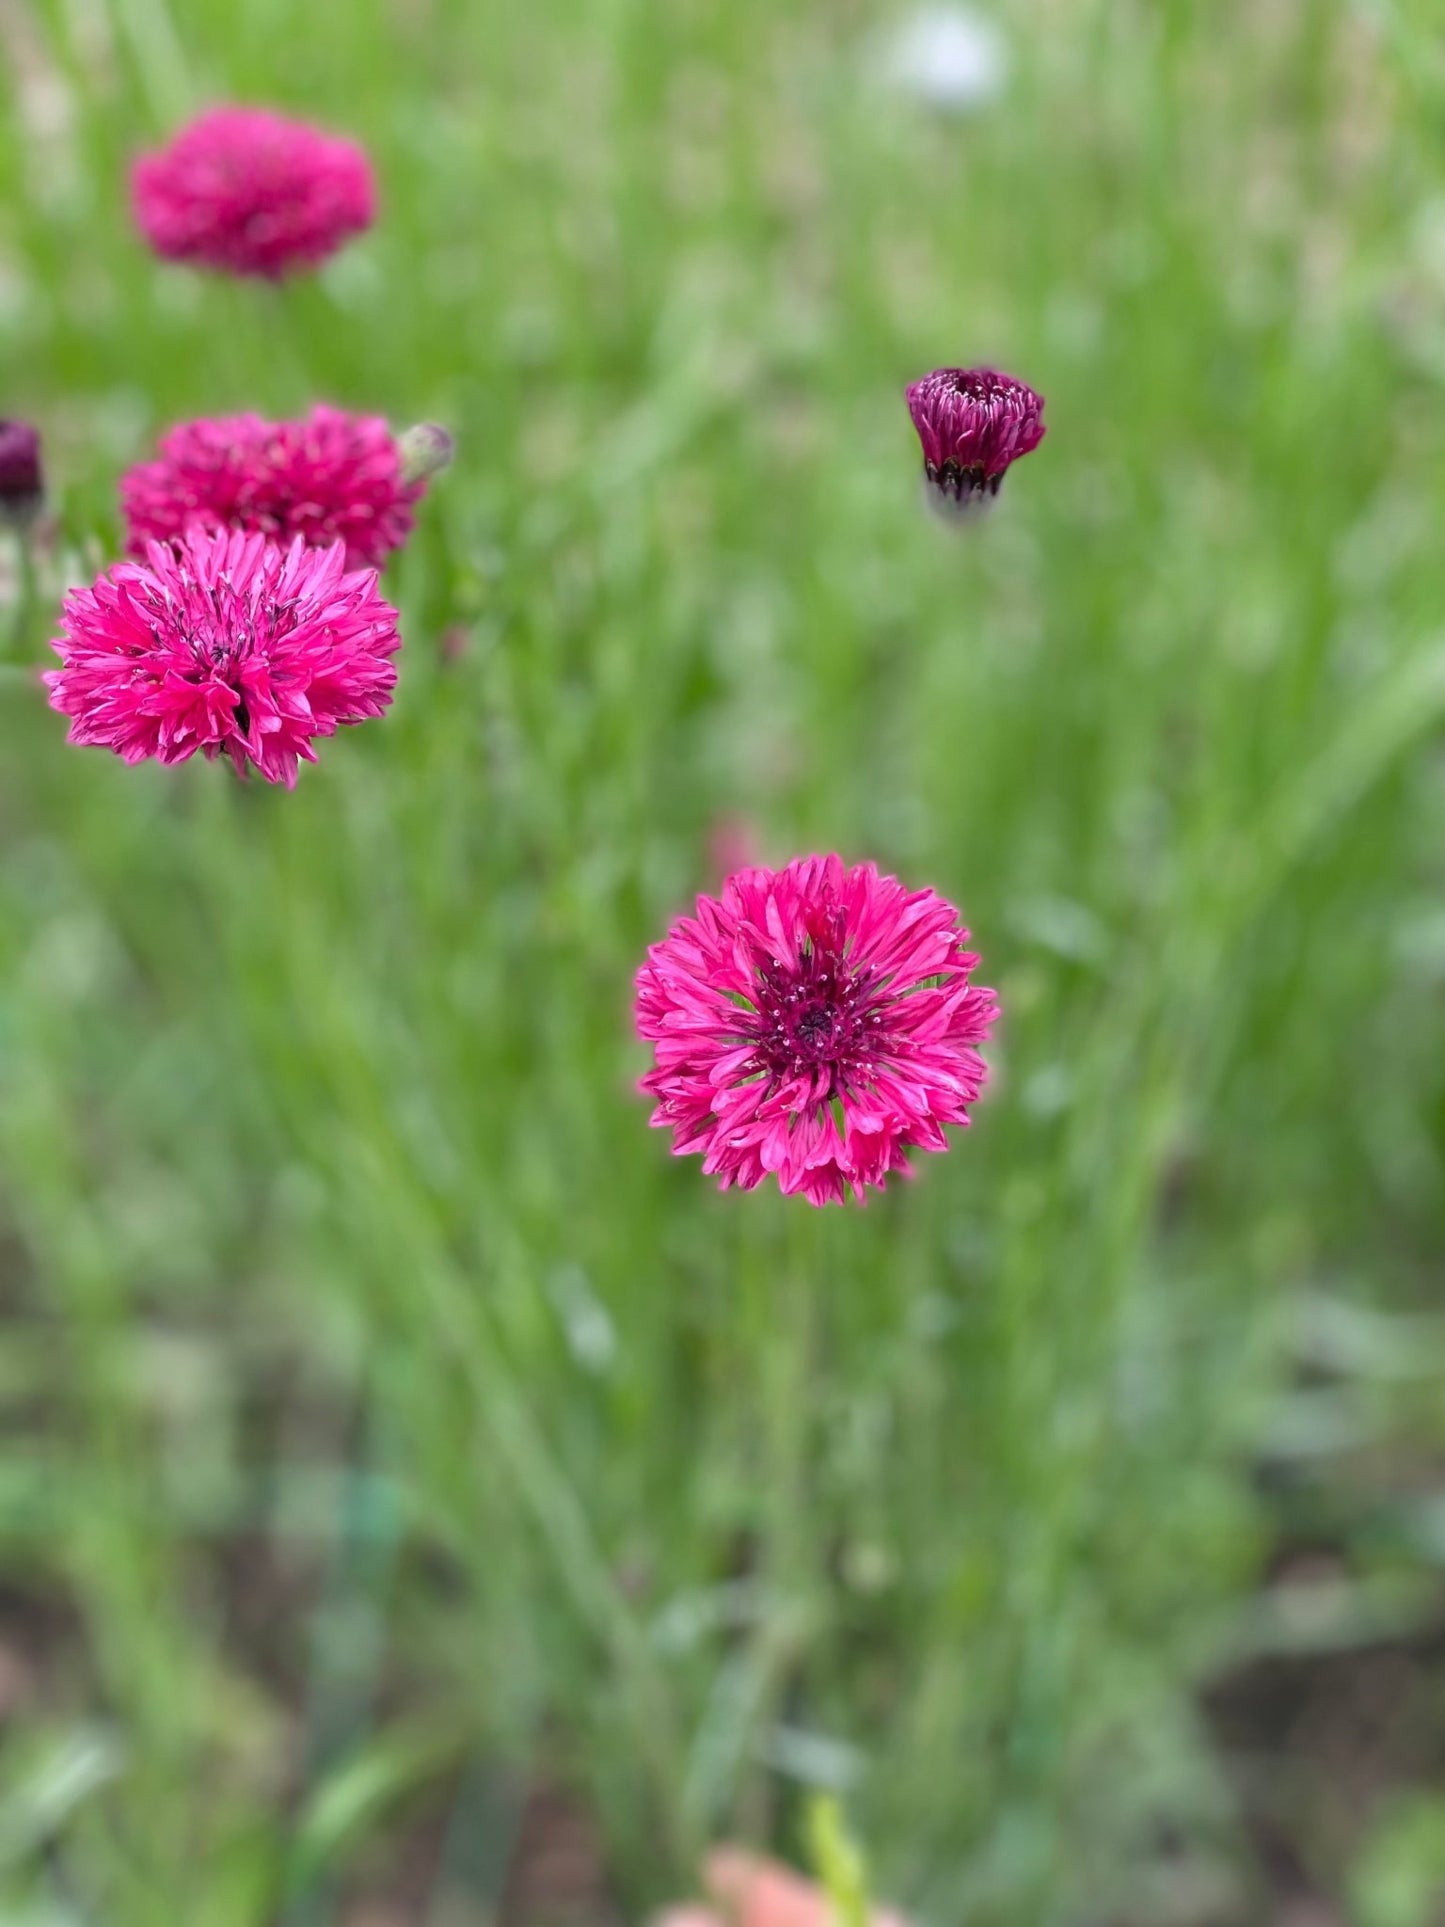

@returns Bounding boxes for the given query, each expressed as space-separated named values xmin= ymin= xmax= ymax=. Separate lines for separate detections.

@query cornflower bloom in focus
xmin=121 ymin=408 xmax=452 ymax=571
xmin=132 ymin=106 xmax=375 ymax=278
xmin=635 ymin=854 xmax=997 ymax=1204
xmin=45 ymin=526 xmax=400 ymax=786
xmin=905 ymin=366 xmax=1044 ymax=514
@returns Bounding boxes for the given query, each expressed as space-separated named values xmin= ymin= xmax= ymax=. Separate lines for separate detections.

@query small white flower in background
xmin=879 ymin=4 xmax=1009 ymax=112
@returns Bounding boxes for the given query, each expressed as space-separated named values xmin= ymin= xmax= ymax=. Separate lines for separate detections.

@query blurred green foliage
xmin=1 ymin=0 xmax=1444 ymax=1921
xmin=1352 ymin=1795 xmax=1445 ymax=1927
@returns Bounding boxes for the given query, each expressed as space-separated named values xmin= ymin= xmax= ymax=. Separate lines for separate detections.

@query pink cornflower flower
xmin=635 ymin=855 xmax=997 ymax=1205
xmin=120 ymin=407 xmax=449 ymax=571
xmin=132 ymin=106 xmax=375 ymax=279
xmin=0 ymin=420 xmax=44 ymax=527
xmin=44 ymin=526 xmax=400 ymax=786
xmin=656 ymin=1848 xmax=909 ymax=1927
xmin=905 ymin=366 xmax=1044 ymax=513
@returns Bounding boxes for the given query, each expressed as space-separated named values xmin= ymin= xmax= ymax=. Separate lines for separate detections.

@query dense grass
xmin=2 ymin=0 xmax=1445 ymax=1920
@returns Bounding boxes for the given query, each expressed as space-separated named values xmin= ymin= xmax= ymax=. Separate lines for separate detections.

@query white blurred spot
xmin=878 ymin=5 xmax=1009 ymax=113
xmin=761 ymin=1724 xmax=866 ymax=1789
xmin=546 ymin=1264 xmax=617 ymax=1374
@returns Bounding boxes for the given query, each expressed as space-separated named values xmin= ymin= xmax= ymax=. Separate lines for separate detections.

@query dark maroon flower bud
xmin=0 ymin=421 xmax=44 ymax=527
xmin=905 ymin=367 xmax=1044 ymax=515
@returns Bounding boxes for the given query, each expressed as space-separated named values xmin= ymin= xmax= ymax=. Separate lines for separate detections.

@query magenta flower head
xmin=120 ymin=407 xmax=450 ymax=571
xmin=635 ymin=855 xmax=997 ymax=1205
xmin=132 ymin=106 xmax=375 ymax=279
xmin=0 ymin=420 xmax=44 ymax=527
xmin=44 ymin=527 xmax=400 ymax=787
xmin=905 ymin=367 xmax=1044 ymax=514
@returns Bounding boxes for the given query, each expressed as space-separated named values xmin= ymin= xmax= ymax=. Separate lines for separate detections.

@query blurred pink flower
xmin=132 ymin=106 xmax=375 ymax=278
xmin=656 ymin=1848 xmax=909 ymax=1927
xmin=708 ymin=815 xmax=761 ymax=881
xmin=905 ymin=366 xmax=1044 ymax=512
xmin=45 ymin=526 xmax=400 ymax=786
xmin=635 ymin=854 xmax=997 ymax=1205
xmin=122 ymin=407 xmax=426 ymax=571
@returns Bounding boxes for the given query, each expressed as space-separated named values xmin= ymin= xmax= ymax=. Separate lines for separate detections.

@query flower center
xmin=172 ymin=587 xmax=292 ymax=686
xmin=796 ymin=1005 xmax=839 ymax=1052
xmin=748 ymin=932 xmax=884 ymax=1095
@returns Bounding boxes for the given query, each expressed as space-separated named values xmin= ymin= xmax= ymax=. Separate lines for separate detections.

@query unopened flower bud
xmin=905 ymin=367 xmax=1044 ymax=517
xmin=0 ymin=421 xmax=44 ymax=528
xmin=396 ymin=422 xmax=455 ymax=488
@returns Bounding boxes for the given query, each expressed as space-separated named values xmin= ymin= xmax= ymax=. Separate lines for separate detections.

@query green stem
xmin=716 ymin=1199 xmax=819 ymax=1842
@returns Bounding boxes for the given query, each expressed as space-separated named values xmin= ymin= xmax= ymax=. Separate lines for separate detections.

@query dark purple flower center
xmin=147 ymin=578 xmax=304 ymax=739
xmin=745 ymin=919 xmax=887 ymax=1095
xmin=168 ymin=584 xmax=299 ymax=678
xmin=944 ymin=369 xmax=1017 ymax=406
xmin=796 ymin=1005 xmax=840 ymax=1051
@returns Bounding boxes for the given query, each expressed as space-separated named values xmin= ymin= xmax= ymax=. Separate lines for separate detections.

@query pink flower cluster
xmin=636 ymin=855 xmax=997 ymax=1204
xmin=33 ymin=109 xmax=461 ymax=787
xmin=38 ymin=98 xmax=1033 ymax=1200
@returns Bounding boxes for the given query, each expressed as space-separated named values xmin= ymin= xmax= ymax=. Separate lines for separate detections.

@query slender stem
xmin=722 ymin=1198 xmax=818 ymax=1842
xmin=3 ymin=528 xmax=24 ymax=658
